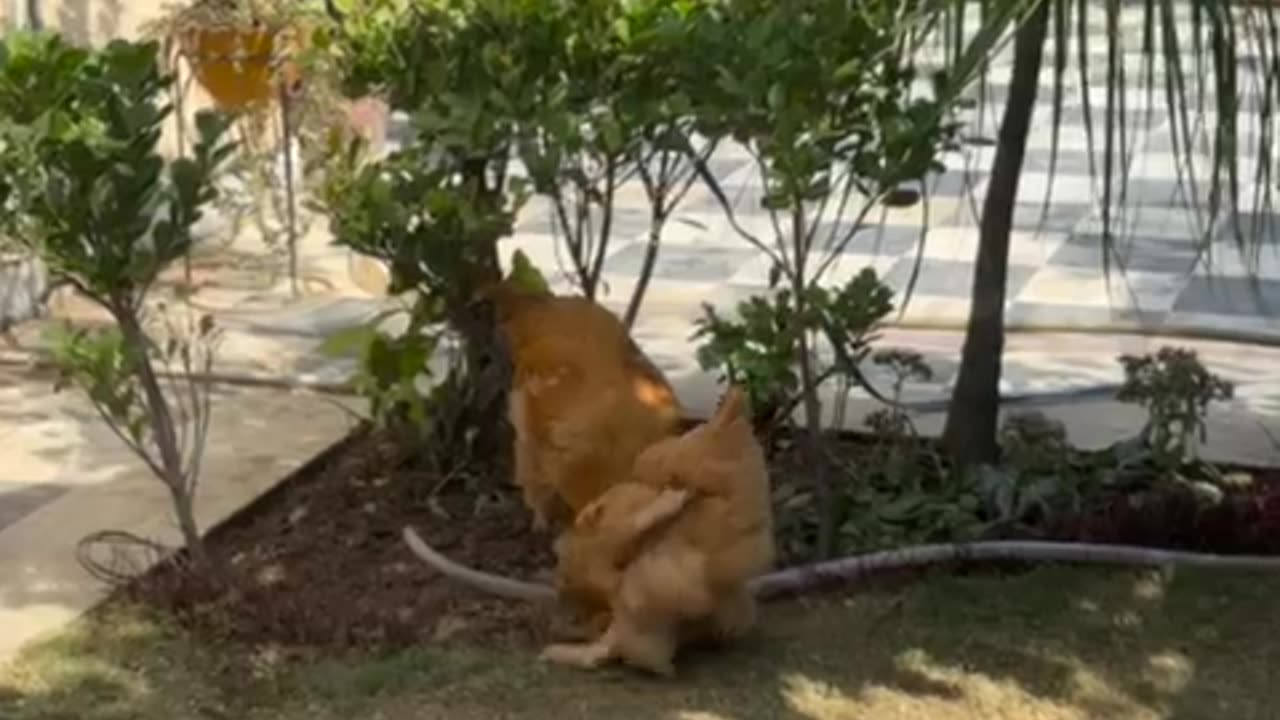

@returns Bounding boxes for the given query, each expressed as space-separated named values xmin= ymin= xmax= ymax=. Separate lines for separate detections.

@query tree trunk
xmin=116 ymin=309 xmax=210 ymax=568
xmin=943 ymin=0 xmax=1050 ymax=467
xmin=442 ymin=173 xmax=513 ymax=478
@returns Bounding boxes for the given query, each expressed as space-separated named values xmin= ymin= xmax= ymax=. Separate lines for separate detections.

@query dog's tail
xmin=402 ymin=527 xmax=556 ymax=602
xmin=712 ymin=385 xmax=750 ymax=428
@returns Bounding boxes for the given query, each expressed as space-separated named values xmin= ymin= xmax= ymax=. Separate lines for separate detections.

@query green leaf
xmin=877 ymin=493 xmax=926 ymax=522
xmin=507 ymin=248 xmax=551 ymax=295
xmin=318 ymin=325 xmax=380 ymax=359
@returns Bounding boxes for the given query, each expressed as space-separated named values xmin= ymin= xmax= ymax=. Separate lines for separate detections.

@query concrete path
xmin=0 ymin=364 xmax=357 ymax=664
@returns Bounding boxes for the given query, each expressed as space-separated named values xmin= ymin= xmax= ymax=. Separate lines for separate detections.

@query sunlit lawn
xmin=3 ymin=565 xmax=1276 ymax=719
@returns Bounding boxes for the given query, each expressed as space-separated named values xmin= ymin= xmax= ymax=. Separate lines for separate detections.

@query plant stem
xmin=172 ymin=46 xmax=192 ymax=288
xmin=115 ymin=309 xmax=209 ymax=567
xmin=789 ymin=207 xmax=830 ymax=559
xmin=943 ymin=0 xmax=1050 ymax=467
xmin=623 ymin=213 xmax=664 ymax=329
xmin=279 ymin=80 xmax=299 ymax=298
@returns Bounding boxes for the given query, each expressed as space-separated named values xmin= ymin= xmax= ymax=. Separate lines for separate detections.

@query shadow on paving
xmin=2 ymin=565 xmax=1276 ymax=719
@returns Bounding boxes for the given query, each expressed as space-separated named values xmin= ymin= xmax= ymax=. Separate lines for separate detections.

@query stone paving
xmin=0 ymin=363 xmax=358 ymax=663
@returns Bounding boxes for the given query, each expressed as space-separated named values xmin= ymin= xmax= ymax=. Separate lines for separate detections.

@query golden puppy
xmin=486 ymin=281 xmax=682 ymax=532
xmin=541 ymin=386 xmax=775 ymax=676
xmin=551 ymin=482 xmax=694 ymax=640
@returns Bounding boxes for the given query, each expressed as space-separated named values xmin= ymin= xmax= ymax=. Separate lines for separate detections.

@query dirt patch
xmin=124 ymin=427 xmax=557 ymax=652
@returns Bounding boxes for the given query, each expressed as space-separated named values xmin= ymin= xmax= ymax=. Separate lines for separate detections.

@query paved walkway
xmin=0 ymin=364 xmax=357 ymax=663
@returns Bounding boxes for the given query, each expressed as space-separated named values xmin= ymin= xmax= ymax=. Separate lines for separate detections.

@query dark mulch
xmin=123 ymin=427 xmax=557 ymax=652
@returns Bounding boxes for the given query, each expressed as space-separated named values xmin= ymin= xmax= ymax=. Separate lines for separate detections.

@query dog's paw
xmin=539 ymin=642 xmax=608 ymax=669
xmin=633 ymin=488 xmax=691 ymax=532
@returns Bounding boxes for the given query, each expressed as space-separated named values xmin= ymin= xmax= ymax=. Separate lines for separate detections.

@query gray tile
xmin=0 ymin=483 xmax=69 ymax=532
xmin=705 ymin=155 xmax=751 ymax=179
xmin=924 ymin=169 xmax=986 ymax=198
xmin=685 ymin=184 xmax=761 ymax=213
xmin=1006 ymin=301 xmax=1169 ymax=327
xmin=240 ymin=297 xmax=391 ymax=338
xmin=1011 ymin=202 xmax=1095 ymax=234
xmin=515 ymin=208 xmax=552 ymax=233
xmin=1047 ymin=106 xmax=1169 ymax=135
xmin=1023 ymin=148 xmax=1108 ymax=175
xmin=603 ymin=243 xmax=757 ymax=282
xmin=1121 ymin=177 xmax=1212 ymax=207
xmin=818 ymin=222 xmax=926 ymax=256
xmin=1220 ymin=211 xmax=1280 ymax=244
xmin=1173 ymin=275 xmax=1280 ymax=316
xmin=1049 ymin=232 xmax=1202 ymax=274
xmin=882 ymin=258 xmax=1039 ymax=299
xmin=517 ymin=202 xmax=654 ymax=238
xmin=1013 ymin=146 xmax=1172 ymax=175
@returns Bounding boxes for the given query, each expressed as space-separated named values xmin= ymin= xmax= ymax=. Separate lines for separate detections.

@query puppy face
xmin=554 ymin=483 xmax=668 ymax=613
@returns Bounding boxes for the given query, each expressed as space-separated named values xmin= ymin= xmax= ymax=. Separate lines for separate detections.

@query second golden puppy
xmin=541 ymin=387 xmax=775 ymax=676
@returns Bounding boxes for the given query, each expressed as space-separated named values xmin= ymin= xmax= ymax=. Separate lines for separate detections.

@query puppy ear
xmin=712 ymin=385 xmax=750 ymax=427
xmin=575 ymin=499 xmax=607 ymax=529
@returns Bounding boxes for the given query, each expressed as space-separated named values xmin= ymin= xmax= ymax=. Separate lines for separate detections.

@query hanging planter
xmin=179 ymin=23 xmax=281 ymax=110
xmin=148 ymin=0 xmax=306 ymax=113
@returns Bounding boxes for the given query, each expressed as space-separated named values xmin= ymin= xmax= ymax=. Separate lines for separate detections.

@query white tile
xmin=1015 ymin=171 xmax=1099 ymax=205
xmin=1015 ymin=265 xmax=1187 ymax=313
xmin=894 ymin=294 xmax=971 ymax=323
xmin=909 ymin=225 xmax=1068 ymax=266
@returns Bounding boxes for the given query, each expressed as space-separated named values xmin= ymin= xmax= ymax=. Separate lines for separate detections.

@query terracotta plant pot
xmin=181 ymin=25 xmax=297 ymax=110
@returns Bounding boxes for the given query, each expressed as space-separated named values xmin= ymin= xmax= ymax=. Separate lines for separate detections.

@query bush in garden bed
xmin=734 ymin=336 xmax=1262 ymax=564
xmin=0 ymin=32 xmax=236 ymax=570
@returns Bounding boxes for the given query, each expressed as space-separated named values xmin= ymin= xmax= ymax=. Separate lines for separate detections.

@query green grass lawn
xmin=3 ymin=565 xmax=1277 ymax=720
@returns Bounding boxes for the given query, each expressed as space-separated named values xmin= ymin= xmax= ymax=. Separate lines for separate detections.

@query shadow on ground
xmin=2 ymin=565 xmax=1275 ymax=719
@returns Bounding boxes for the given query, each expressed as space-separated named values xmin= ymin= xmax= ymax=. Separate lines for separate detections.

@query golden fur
xmin=542 ymin=387 xmax=776 ymax=676
xmin=488 ymin=282 xmax=682 ymax=531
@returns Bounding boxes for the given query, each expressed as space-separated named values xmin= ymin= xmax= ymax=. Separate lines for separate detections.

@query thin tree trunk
xmin=622 ymin=217 xmax=663 ymax=328
xmin=943 ymin=0 xmax=1050 ymax=467
xmin=788 ymin=209 xmax=831 ymax=559
xmin=116 ymin=309 xmax=209 ymax=567
xmin=444 ymin=168 xmax=513 ymax=477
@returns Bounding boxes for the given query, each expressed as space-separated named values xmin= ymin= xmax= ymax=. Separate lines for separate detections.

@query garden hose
xmin=401 ymin=526 xmax=1280 ymax=605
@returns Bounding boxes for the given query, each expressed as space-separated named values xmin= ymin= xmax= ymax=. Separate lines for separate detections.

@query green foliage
xmin=974 ymin=412 xmax=1085 ymax=534
xmin=319 ymin=298 xmax=444 ymax=429
xmin=506 ymin=248 xmax=550 ymax=295
xmin=0 ymin=33 xmax=234 ymax=567
xmin=833 ymin=469 xmax=986 ymax=553
xmin=693 ymin=292 xmax=800 ymax=434
xmin=0 ymin=31 xmax=89 ymax=124
xmin=0 ymin=34 xmax=235 ymax=306
xmin=863 ymin=348 xmax=934 ymax=485
xmin=1116 ymin=346 xmax=1235 ymax=472
xmin=46 ymin=323 xmax=150 ymax=445
xmin=692 ymin=267 xmax=895 ymax=436
xmin=0 ymin=32 xmax=89 ymax=240
xmin=680 ymin=0 xmax=967 ymax=558
xmin=690 ymin=0 xmax=957 ymax=210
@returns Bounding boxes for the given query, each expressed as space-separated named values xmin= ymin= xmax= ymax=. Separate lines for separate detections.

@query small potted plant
xmin=145 ymin=0 xmax=307 ymax=111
